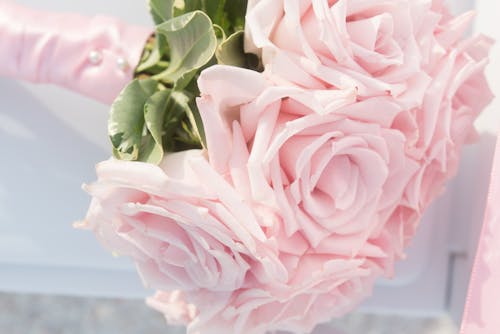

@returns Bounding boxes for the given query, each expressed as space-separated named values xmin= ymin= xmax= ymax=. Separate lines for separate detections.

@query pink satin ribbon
xmin=0 ymin=1 xmax=152 ymax=104
xmin=461 ymin=134 xmax=500 ymax=333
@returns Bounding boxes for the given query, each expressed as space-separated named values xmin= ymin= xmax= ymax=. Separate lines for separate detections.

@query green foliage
xmin=110 ymin=81 xmax=204 ymax=164
xmin=110 ymin=0 xmax=255 ymax=164
xmin=216 ymin=30 xmax=260 ymax=70
xmin=155 ymin=11 xmax=217 ymax=83
xmin=109 ymin=79 xmax=158 ymax=161
xmin=148 ymin=0 xmax=174 ymax=25
xmin=143 ymin=90 xmax=170 ymax=163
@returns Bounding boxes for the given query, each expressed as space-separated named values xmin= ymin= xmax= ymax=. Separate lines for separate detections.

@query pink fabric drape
xmin=461 ymin=134 xmax=500 ymax=334
xmin=0 ymin=1 xmax=152 ymax=104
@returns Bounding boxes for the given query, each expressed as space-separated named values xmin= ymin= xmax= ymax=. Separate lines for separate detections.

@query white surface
xmin=0 ymin=79 xmax=148 ymax=298
xmin=0 ymin=0 xmax=492 ymax=320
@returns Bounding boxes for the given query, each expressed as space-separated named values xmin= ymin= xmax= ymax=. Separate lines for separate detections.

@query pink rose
xmin=147 ymin=290 xmax=197 ymax=326
xmin=183 ymin=55 xmax=491 ymax=331
xmin=80 ymin=150 xmax=286 ymax=293
xmin=142 ymin=66 xmax=415 ymax=332
xmin=198 ymin=66 xmax=420 ymax=250
xmin=150 ymin=264 xmax=378 ymax=334
xmin=245 ymin=0 xmax=493 ymax=216
xmin=397 ymin=35 xmax=494 ymax=211
xmin=245 ymin=0 xmax=477 ymax=104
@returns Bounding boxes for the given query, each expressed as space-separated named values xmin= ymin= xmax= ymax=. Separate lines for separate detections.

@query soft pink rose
xmin=80 ymin=150 xmax=286 ymax=293
xmin=150 ymin=266 xmax=378 ymax=334
xmin=397 ymin=35 xmax=494 ymax=212
xmin=245 ymin=0 xmax=478 ymax=104
xmin=131 ymin=66 xmax=409 ymax=332
xmin=82 ymin=147 xmax=386 ymax=333
xmin=180 ymin=53 xmax=490 ymax=331
xmin=198 ymin=66 xmax=420 ymax=251
xmin=245 ymin=0 xmax=493 ymax=214
xmin=147 ymin=290 xmax=197 ymax=326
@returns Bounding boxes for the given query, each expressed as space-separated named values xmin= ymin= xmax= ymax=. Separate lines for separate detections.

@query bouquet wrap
xmin=0 ymin=1 xmax=152 ymax=104
xmin=461 ymin=133 xmax=500 ymax=334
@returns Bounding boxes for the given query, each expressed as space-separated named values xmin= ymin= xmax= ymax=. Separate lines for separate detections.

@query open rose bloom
xmin=81 ymin=0 xmax=493 ymax=333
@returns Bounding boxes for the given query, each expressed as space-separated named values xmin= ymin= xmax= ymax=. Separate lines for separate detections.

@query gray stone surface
xmin=328 ymin=313 xmax=458 ymax=334
xmin=0 ymin=293 xmax=458 ymax=334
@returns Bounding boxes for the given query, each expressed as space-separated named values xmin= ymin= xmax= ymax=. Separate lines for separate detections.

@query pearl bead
xmin=88 ymin=50 xmax=102 ymax=65
xmin=116 ymin=57 xmax=129 ymax=71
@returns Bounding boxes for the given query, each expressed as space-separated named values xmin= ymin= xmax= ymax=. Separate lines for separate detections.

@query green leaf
xmin=187 ymin=99 xmax=206 ymax=147
xmin=224 ymin=0 xmax=247 ymax=32
xmin=109 ymin=79 xmax=157 ymax=161
xmin=183 ymin=0 xmax=202 ymax=13
xmin=163 ymin=91 xmax=196 ymax=151
xmin=181 ymin=0 xmax=245 ymax=34
xmin=149 ymin=0 xmax=175 ymax=25
xmin=147 ymin=0 xmax=176 ymax=57
xmin=173 ymin=68 xmax=198 ymax=91
xmin=203 ymin=0 xmax=227 ymax=30
xmin=143 ymin=90 xmax=171 ymax=164
xmin=212 ymin=24 xmax=226 ymax=40
xmin=170 ymin=92 xmax=196 ymax=136
xmin=138 ymin=134 xmax=162 ymax=164
xmin=215 ymin=30 xmax=262 ymax=71
xmin=156 ymin=11 xmax=217 ymax=84
xmin=182 ymin=0 xmax=226 ymax=23
xmin=136 ymin=41 xmax=163 ymax=73
xmin=216 ymin=31 xmax=246 ymax=67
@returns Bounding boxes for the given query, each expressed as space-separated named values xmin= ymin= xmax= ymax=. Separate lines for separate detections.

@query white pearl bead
xmin=116 ymin=57 xmax=129 ymax=71
xmin=88 ymin=50 xmax=102 ymax=65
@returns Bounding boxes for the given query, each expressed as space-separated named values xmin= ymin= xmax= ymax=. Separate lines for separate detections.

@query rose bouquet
xmin=77 ymin=1 xmax=494 ymax=333
xmin=2 ymin=0 xmax=491 ymax=333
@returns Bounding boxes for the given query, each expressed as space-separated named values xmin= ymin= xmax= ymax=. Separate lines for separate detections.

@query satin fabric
xmin=0 ymin=1 xmax=152 ymax=104
xmin=461 ymin=134 xmax=500 ymax=334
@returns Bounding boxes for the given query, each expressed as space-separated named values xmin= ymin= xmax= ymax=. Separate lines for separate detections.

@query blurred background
xmin=0 ymin=293 xmax=458 ymax=334
xmin=1 ymin=0 xmax=498 ymax=333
